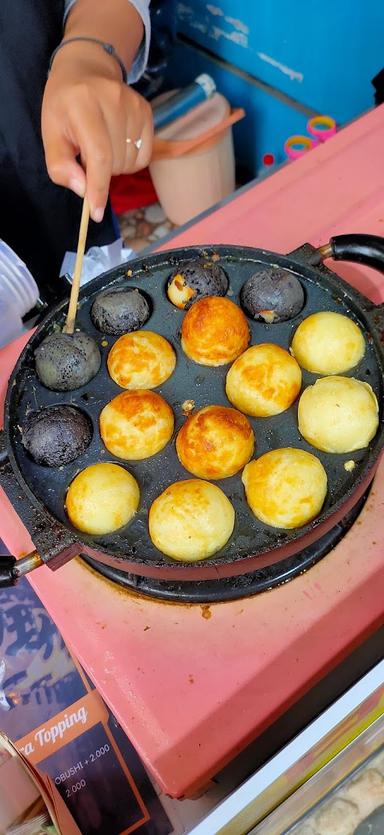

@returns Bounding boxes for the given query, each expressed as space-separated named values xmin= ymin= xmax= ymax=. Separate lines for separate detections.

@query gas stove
xmin=0 ymin=364 xmax=382 ymax=798
xmin=1 ymin=106 xmax=384 ymax=798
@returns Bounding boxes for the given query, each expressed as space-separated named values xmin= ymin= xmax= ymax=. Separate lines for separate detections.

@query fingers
xmin=90 ymin=86 xmax=152 ymax=183
xmin=42 ymin=111 xmax=87 ymax=199
xmin=78 ymin=104 xmax=113 ymax=222
xmin=131 ymin=110 xmax=154 ymax=172
xmin=43 ymin=90 xmax=113 ymax=221
xmin=66 ymin=95 xmax=113 ymax=221
xmin=123 ymin=96 xmax=153 ymax=173
xmin=42 ymin=79 xmax=153 ymax=223
xmin=124 ymin=137 xmax=140 ymax=170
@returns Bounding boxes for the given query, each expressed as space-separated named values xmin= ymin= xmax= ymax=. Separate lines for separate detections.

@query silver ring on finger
xmin=126 ymin=136 xmax=142 ymax=151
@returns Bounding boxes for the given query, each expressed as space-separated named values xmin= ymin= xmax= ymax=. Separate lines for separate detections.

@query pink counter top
xmin=1 ymin=106 xmax=384 ymax=798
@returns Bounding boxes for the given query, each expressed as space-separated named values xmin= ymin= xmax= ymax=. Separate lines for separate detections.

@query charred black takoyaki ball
xmin=21 ymin=405 xmax=92 ymax=467
xmin=35 ymin=331 xmax=101 ymax=391
xmin=167 ymin=259 xmax=228 ymax=309
xmin=240 ymin=267 xmax=304 ymax=323
xmin=91 ymin=288 xmax=150 ymax=335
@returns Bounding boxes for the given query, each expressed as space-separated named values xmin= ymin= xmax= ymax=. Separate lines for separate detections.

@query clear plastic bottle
xmin=0 ymin=241 xmax=39 ymax=348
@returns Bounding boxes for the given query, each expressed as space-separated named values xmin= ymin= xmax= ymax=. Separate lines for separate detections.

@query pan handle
xmin=0 ymin=552 xmax=44 ymax=588
xmin=0 ymin=556 xmax=18 ymax=587
xmin=0 ymin=430 xmax=79 ymax=580
xmin=310 ymin=233 xmax=384 ymax=272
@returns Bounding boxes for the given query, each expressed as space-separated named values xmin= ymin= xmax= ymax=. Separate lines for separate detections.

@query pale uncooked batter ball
xmin=298 ymin=376 xmax=379 ymax=453
xmin=149 ymin=479 xmax=235 ymax=561
xmin=176 ymin=405 xmax=254 ymax=479
xmin=226 ymin=343 xmax=302 ymax=417
xmin=242 ymin=448 xmax=327 ymax=529
xmin=107 ymin=330 xmax=176 ymax=389
xmin=100 ymin=390 xmax=174 ymax=460
xmin=291 ymin=311 xmax=365 ymax=374
xmin=181 ymin=296 xmax=250 ymax=366
xmin=66 ymin=462 xmax=139 ymax=535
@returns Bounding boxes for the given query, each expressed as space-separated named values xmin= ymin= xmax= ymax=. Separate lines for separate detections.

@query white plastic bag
xmin=60 ymin=239 xmax=134 ymax=286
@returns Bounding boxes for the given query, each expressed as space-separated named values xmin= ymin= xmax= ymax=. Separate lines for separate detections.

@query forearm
xmin=63 ymin=0 xmax=145 ymax=72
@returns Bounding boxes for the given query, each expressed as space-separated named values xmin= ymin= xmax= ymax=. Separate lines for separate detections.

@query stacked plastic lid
xmin=0 ymin=240 xmax=39 ymax=317
xmin=0 ymin=240 xmax=39 ymax=348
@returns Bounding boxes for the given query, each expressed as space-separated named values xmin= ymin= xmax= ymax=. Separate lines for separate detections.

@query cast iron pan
xmin=1 ymin=235 xmax=384 ymax=587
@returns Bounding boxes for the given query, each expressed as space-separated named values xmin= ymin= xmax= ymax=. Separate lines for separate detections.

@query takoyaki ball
xmin=66 ymin=462 xmax=139 ymax=535
xmin=226 ymin=343 xmax=302 ymax=417
xmin=298 ymin=376 xmax=379 ymax=453
xmin=291 ymin=311 xmax=365 ymax=374
xmin=21 ymin=405 xmax=92 ymax=467
xmin=241 ymin=267 xmax=304 ymax=322
xmin=100 ymin=390 xmax=174 ymax=460
xmin=107 ymin=331 xmax=176 ymax=389
xmin=242 ymin=448 xmax=327 ymax=529
xmin=181 ymin=296 xmax=250 ymax=366
xmin=176 ymin=405 xmax=254 ymax=479
xmin=149 ymin=479 xmax=235 ymax=561
xmin=91 ymin=288 xmax=150 ymax=335
xmin=167 ymin=258 xmax=228 ymax=309
xmin=35 ymin=331 xmax=101 ymax=391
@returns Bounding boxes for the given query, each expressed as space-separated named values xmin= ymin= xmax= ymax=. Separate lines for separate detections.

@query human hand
xmin=41 ymin=43 xmax=153 ymax=222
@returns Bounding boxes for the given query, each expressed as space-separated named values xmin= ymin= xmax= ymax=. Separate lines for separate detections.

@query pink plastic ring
xmin=307 ymin=115 xmax=336 ymax=141
xmin=284 ymin=135 xmax=316 ymax=160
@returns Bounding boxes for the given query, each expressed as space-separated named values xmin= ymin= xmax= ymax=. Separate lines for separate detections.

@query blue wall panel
xmin=176 ymin=0 xmax=383 ymax=123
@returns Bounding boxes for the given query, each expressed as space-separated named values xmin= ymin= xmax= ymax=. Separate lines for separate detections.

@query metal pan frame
xmin=2 ymin=243 xmax=384 ymax=582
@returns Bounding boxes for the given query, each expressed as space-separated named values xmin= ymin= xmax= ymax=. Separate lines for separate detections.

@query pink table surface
xmin=1 ymin=106 xmax=384 ymax=798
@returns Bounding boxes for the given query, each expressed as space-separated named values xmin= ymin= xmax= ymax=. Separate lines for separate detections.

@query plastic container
xmin=149 ymin=92 xmax=245 ymax=225
xmin=0 ymin=240 xmax=39 ymax=347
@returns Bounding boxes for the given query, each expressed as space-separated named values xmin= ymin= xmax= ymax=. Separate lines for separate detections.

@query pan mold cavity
xmin=167 ymin=258 xmax=229 ymax=309
xmin=35 ymin=331 xmax=101 ymax=391
xmin=91 ymin=287 xmax=151 ymax=334
xmin=21 ymin=404 xmax=92 ymax=467
xmin=240 ymin=266 xmax=305 ymax=323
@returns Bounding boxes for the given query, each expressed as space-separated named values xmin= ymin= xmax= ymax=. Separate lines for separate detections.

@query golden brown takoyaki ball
xmin=100 ymin=390 xmax=174 ymax=460
xmin=226 ymin=343 xmax=302 ymax=416
xmin=66 ymin=462 xmax=139 ymax=535
xmin=181 ymin=296 xmax=250 ymax=366
xmin=149 ymin=479 xmax=235 ymax=561
xmin=176 ymin=405 xmax=254 ymax=479
xmin=107 ymin=331 xmax=176 ymax=389
xmin=242 ymin=448 xmax=327 ymax=529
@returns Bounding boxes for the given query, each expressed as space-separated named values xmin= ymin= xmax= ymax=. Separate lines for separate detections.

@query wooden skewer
xmin=63 ymin=195 xmax=90 ymax=334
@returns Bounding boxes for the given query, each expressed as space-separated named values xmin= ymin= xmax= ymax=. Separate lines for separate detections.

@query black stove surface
xmin=82 ymin=490 xmax=368 ymax=603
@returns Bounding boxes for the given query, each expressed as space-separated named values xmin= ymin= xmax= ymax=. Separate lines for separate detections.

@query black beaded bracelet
xmin=49 ymin=36 xmax=128 ymax=83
